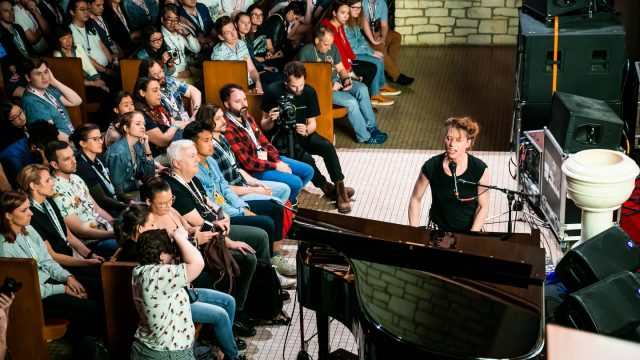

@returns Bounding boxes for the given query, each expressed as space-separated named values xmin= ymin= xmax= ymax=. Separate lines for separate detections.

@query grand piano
xmin=295 ymin=209 xmax=546 ymax=360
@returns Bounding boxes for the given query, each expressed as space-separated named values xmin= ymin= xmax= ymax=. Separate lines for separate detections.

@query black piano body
xmin=295 ymin=209 xmax=546 ymax=360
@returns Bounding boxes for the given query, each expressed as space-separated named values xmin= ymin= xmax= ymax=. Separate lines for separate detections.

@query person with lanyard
xmin=12 ymin=0 xmax=50 ymax=54
xmin=71 ymin=123 xmax=129 ymax=218
xmin=184 ymin=121 xmax=297 ymax=285
xmin=234 ymin=11 xmax=282 ymax=87
xmin=179 ymin=0 xmax=215 ymax=47
xmin=197 ymin=103 xmax=291 ymax=205
xmin=88 ymin=0 xmax=120 ymax=59
xmin=46 ymin=140 xmax=118 ymax=258
xmin=104 ymin=111 xmax=156 ymax=201
xmin=21 ymin=58 xmax=81 ymax=142
xmin=133 ymin=76 xmax=188 ymax=161
xmin=103 ymin=0 xmax=139 ymax=56
xmin=137 ymin=58 xmax=202 ymax=122
xmin=0 ymin=190 xmax=107 ymax=350
xmin=220 ymin=83 xmax=313 ymax=206
xmin=261 ymin=0 xmax=305 ymax=67
xmin=123 ymin=0 xmax=156 ymax=32
xmin=211 ymin=16 xmax=263 ymax=94
xmin=0 ymin=0 xmax=34 ymax=98
xmin=408 ymin=117 xmax=490 ymax=232
xmin=18 ymin=164 xmax=105 ymax=280
xmin=160 ymin=3 xmax=201 ymax=84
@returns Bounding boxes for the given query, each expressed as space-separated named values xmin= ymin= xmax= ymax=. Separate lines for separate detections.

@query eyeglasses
xmin=156 ymin=196 xmax=176 ymax=208
xmin=85 ymin=136 xmax=103 ymax=142
xmin=250 ymin=13 xmax=264 ymax=18
xmin=150 ymin=36 xmax=164 ymax=43
xmin=350 ymin=5 xmax=362 ymax=10
xmin=165 ymin=17 xmax=180 ymax=23
xmin=222 ymin=30 xmax=237 ymax=37
xmin=9 ymin=108 xmax=23 ymax=122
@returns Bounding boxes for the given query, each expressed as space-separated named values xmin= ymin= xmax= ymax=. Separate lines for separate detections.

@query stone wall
xmin=395 ymin=0 xmax=523 ymax=45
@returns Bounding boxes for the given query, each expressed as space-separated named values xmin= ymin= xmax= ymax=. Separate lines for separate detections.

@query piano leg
xmin=317 ymin=312 xmax=331 ymax=359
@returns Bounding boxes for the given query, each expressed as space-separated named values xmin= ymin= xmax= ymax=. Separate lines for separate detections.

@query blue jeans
xmin=358 ymin=54 xmax=386 ymax=96
xmin=189 ymin=288 xmax=238 ymax=358
xmin=252 ymin=156 xmax=313 ymax=203
xmin=333 ymin=82 xmax=379 ymax=142
xmin=240 ymin=180 xmax=291 ymax=205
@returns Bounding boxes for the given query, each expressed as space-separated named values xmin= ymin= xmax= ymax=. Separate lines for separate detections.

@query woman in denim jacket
xmin=105 ymin=111 xmax=156 ymax=199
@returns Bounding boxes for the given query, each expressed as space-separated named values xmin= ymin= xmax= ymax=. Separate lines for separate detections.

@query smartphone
xmin=200 ymin=220 xmax=214 ymax=232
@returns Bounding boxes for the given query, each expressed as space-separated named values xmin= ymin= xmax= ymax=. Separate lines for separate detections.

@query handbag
xmin=201 ymin=208 xmax=240 ymax=293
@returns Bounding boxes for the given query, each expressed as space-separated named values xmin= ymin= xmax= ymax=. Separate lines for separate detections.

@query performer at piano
xmin=408 ymin=117 xmax=490 ymax=232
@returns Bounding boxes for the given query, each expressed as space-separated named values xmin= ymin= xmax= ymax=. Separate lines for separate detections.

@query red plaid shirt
xmin=224 ymin=113 xmax=281 ymax=172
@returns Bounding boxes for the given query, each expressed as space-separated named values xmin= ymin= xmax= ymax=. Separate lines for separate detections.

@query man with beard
xmin=219 ymin=83 xmax=313 ymax=206
xmin=261 ymin=61 xmax=354 ymax=213
xmin=137 ymin=58 xmax=202 ymax=121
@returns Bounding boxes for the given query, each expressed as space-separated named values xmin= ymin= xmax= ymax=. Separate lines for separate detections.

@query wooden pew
xmin=302 ymin=62 xmax=347 ymax=142
xmin=0 ymin=257 xmax=69 ymax=360
xmin=45 ymin=57 xmax=100 ymax=128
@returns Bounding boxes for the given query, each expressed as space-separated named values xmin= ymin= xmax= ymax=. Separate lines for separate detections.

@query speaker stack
xmin=552 ymin=227 xmax=640 ymax=338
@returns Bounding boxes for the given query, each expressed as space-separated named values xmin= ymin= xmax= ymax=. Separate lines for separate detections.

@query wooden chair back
xmin=302 ymin=62 xmax=336 ymax=142
xmin=101 ymin=261 xmax=138 ymax=358
xmin=120 ymin=59 xmax=143 ymax=95
xmin=44 ymin=57 xmax=97 ymax=127
xmin=203 ymin=60 xmax=249 ymax=105
xmin=0 ymin=257 xmax=68 ymax=360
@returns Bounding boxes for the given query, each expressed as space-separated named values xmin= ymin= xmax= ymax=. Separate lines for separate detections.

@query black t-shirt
xmin=421 ymin=153 xmax=487 ymax=232
xmin=261 ymin=81 xmax=321 ymax=148
xmin=30 ymin=198 xmax=71 ymax=257
xmin=75 ymin=153 xmax=117 ymax=198
xmin=163 ymin=174 xmax=218 ymax=222
xmin=262 ymin=12 xmax=286 ymax=51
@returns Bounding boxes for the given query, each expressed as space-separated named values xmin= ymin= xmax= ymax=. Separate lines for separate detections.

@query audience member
xmin=122 ymin=0 xmax=158 ymax=32
xmin=246 ymin=4 xmax=267 ymax=59
xmin=18 ymin=164 xmax=104 ymax=278
xmin=71 ymin=123 xmax=129 ymax=215
xmin=21 ymin=58 xmax=81 ymax=142
xmin=0 ymin=101 xmax=28 ymax=153
xmin=160 ymin=3 xmax=201 ymax=83
xmin=136 ymin=25 xmax=176 ymax=75
xmin=200 ymin=0 xmax=224 ymax=20
xmin=104 ymin=111 xmax=156 ymax=199
xmin=234 ymin=11 xmax=282 ymax=86
xmin=268 ymin=0 xmax=314 ymax=46
xmin=0 ymin=0 xmax=36 ymax=98
xmin=133 ymin=76 xmax=187 ymax=159
xmin=197 ymin=103 xmax=290 ymax=205
xmin=262 ymin=61 xmax=355 ymax=213
xmin=114 ymin=204 xmax=157 ymax=262
xmin=137 ymin=58 xmax=202 ymax=121
xmin=184 ymin=121 xmax=296 ymax=283
xmin=88 ymin=0 xmax=118 ymax=56
xmin=0 ymin=190 xmax=106 ymax=348
xmin=102 ymin=0 xmax=138 ymax=55
xmin=220 ymin=83 xmax=313 ymax=205
xmin=261 ymin=1 xmax=305 ymax=64
xmin=0 ymin=120 xmax=59 ymax=189
xmin=13 ymin=0 xmax=49 ymax=54
xmin=211 ymin=16 xmax=263 ymax=93
xmin=38 ymin=0 xmax=65 ymax=31
xmin=179 ymin=0 xmax=215 ymax=45
xmin=362 ymin=0 xmax=414 ymax=85
xmin=46 ymin=140 xmax=118 ymax=257
xmin=103 ymin=90 xmax=133 ymax=147
xmin=298 ymin=26 xmax=387 ymax=144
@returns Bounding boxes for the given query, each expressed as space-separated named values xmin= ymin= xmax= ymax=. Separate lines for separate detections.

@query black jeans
xmin=230 ymin=200 xmax=284 ymax=255
xmin=42 ymin=291 xmax=106 ymax=342
xmin=296 ymin=132 xmax=344 ymax=187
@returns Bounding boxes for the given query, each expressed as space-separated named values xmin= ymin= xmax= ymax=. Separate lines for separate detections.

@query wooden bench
xmin=45 ymin=57 xmax=100 ymax=128
xmin=0 ymin=257 xmax=69 ymax=360
xmin=303 ymin=62 xmax=348 ymax=142
xmin=101 ymin=261 xmax=203 ymax=358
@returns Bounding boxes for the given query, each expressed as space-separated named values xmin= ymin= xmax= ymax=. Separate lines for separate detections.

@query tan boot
xmin=335 ymin=181 xmax=352 ymax=214
xmin=320 ymin=182 xmax=355 ymax=199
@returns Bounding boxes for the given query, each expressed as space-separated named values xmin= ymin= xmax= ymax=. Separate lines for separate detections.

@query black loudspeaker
xmin=523 ymin=0 xmax=592 ymax=17
xmin=555 ymin=227 xmax=640 ymax=292
xmin=555 ymin=271 xmax=640 ymax=336
xmin=547 ymin=91 xmax=623 ymax=152
xmin=517 ymin=10 xmax=625 ymax=104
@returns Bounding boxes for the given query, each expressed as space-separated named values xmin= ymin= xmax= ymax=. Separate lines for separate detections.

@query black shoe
xmin=224 ymin=354 xmax=248 ymax=360
xmin=232 ymin=321 xmax=256 ymax=337
xmin=234 ymin=336 xmax=247 ymax=350
xmin=280 ymin=288 xmax=291 ymax=301
xmin=395 ymin=73 xmax=414 ymax=86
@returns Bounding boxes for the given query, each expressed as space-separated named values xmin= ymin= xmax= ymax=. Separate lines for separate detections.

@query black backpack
xmin=244 ymin=258 xmax=290 ymax=323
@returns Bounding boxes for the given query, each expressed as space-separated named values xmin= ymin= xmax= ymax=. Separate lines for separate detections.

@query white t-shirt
xmin=70 ymin=23 xmax=109 ymax=67
xmin=13 ymin=4 xmax=48 ymax=53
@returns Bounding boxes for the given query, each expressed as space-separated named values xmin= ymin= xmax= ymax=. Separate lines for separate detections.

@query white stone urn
xmin=562 ymin=149 xmax=639 ymax=244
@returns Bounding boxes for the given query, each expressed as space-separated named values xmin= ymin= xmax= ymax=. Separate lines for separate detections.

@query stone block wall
xmin=395 ymin=0 xmax=523 ymax=45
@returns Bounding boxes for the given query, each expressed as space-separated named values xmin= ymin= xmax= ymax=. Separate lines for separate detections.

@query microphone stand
xmin=457 ymin=178 xmax=537 ymax=237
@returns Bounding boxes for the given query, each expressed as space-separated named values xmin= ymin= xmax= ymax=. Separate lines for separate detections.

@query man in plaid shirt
xmin=219 ymin=83 xmax=313 ymax=205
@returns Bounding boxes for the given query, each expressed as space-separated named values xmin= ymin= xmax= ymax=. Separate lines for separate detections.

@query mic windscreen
xmin=448 ymin=161 xmax=457 ymax=174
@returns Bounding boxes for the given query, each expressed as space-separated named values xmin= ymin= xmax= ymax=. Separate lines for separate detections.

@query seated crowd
xmin=0 ymin=0 xmax=414 ymax=358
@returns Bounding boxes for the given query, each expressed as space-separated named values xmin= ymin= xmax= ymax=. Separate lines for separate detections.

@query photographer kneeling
xmin=261 ymin=61 xmax=355 ymax=213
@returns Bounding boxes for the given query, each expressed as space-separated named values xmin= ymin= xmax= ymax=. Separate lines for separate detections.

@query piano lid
xmin=294 ymin=209 xmax=546 ymax=287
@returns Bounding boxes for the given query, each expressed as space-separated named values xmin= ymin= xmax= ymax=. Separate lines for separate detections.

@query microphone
xmin=448 ymin=161 xmax=459 ymax=196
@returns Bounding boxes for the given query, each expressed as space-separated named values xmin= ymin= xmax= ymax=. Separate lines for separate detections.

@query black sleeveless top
xmin=421 ymin=153 xmax=487 ymax=232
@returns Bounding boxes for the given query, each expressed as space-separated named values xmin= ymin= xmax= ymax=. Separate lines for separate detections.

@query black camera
xmin=167 ymin=49 xmax=179 ymax=59
xmin=0 ymin=276 xmax=22 ymax=296
xmin=276 ymin=93 xmax=297 ymax=128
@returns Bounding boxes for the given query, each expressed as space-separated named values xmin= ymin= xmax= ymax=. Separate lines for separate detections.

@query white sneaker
xmin=276 ymin=269 xmax=297 ymax=289
xmin=271 ymin=255 xmax=296 ymax=277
